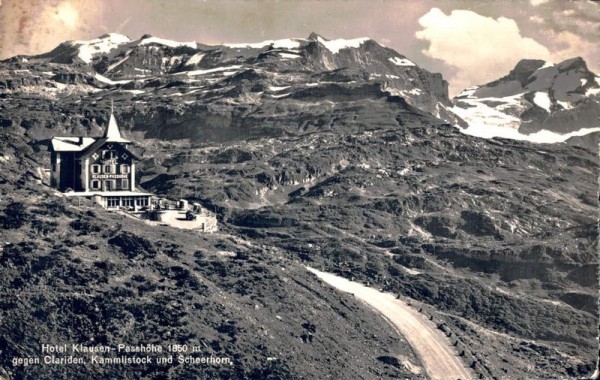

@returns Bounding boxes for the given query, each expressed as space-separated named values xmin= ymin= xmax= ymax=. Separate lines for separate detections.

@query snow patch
xmin=161 ymin=56 xmax=184 ymax=68
xmin=533 ymin=92 xmax=551 ymax=112
xmin=452 ymin=98 xmax=600 ymax=143
xmin=389 ymin=57 xmax=415 ymax=66
xmin=556 ymin=100 xmax=573 ymax=110
xmin=456 ymin=86 xmax=479 ymax=98
xmin=405 ymin=88 xmax=422 ymax=95
xmin=401 ymin=266 xmax=421 ymax=275
xmin=105 ymin=52 xmax=131 ymax=73
xmin=271 ymin=93 xmax=291 ymax=99
xmin=279 ymin=52 xmax=301 ymax=59
xmin=268 ymin=85 xmax=290 ymax=91
xmin=70 ymin=33 xmax=131 ymax=64
xmin=93 ymin=73 xmax=132 ymax=85
xmin=185 ymin=65 xmax=243 ymax=76
xmin=316 ymin=36 xmax=370 ymax=54
xmin=225 ymin=39 xmax=303 ymax=49
xmin=586 ymin=87 xmax=600 ymax=96
xmin=140 ymin=36 xmax=196 ymax=49
xmin=450 ymin=99 xmax=522 ymax=134
xmin=185 ymin=53 xmax=206 ymax=66
xmin=122 ymin=89 xmax=145 ymax=95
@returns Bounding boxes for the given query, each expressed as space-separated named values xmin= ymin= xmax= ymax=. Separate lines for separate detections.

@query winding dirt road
xmin=307 ymin=267 xmax=472 ymax=380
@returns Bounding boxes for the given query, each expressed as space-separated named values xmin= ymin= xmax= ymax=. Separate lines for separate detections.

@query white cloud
xmin=416 ymin=8 xmax=551 ymax=96
xmin=529 ymin=15 xmax=544 ymax=24
xmin=530 ymin=0 xmax=549 ymax=6
xmin=52 ymin=2 xmax=80 ymax=29
xmin=549 ymin=31 xmax=600 ymax=72
xmin=0 ymin=0 xmax=100 ymax=59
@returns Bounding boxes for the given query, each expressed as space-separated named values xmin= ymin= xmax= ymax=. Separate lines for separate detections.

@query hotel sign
xmin=91 ymin=174 xmax=128 ymax=179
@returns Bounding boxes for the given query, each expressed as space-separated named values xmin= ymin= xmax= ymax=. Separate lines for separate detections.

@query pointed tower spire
xmin=104 ymin=101 xmax=130 ymax=143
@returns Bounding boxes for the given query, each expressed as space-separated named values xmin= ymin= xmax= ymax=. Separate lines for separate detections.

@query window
xmin=122 ymin=197 xmax=134 ymax=208
xmin=104 ymin=165 xmax=114 ymax=174
xmin=104 ymin=180 xmax=116 ymax=191
xmin=120 ymin=179 xmax=129 ymax=190
xmin=107 ymin=197 xmax=120 ymax=208
xmin=120 ymin=164 xmax=130 ymax=174
xmin=91 ymin=165 xmax=101 ymax=174
xmin=135 ymin=197 xmax=148 ymax=207
xmin=103 ymin=150 xmax=116 ymax=159
xmin=91 ymin=180 xmax=101 ymax=190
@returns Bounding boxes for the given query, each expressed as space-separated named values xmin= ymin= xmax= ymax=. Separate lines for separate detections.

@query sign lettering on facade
xmin=91 ymin=174 xmax=128 ymax=179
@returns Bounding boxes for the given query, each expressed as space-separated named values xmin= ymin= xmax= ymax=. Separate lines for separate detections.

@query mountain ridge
xmin=0 ymin=32 xmax=464 ymax=144
xmin=5 ymin=32 xmax=599 ymax=146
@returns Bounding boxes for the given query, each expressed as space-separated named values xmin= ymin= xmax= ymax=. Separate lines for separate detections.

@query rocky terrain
xmin=0 ymin=33 xmax=598 ymax=379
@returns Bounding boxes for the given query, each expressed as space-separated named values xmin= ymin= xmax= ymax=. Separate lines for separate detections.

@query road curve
xmin=307 ymin=267 xmax=473 ymax=380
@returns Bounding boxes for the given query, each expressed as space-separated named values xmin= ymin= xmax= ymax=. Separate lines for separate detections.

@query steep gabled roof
xmin=80 ymin=138 xmax=140 ymax=160
xmin=49 ymin=108 xmax=133 ymax=153
xmin=104 ymin=113 xmax=131 ymax=143
xmin=49 ymin=137 xmax=96 ymax=152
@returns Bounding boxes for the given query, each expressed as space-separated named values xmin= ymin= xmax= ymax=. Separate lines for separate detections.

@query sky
xmin=0 ymin=0 xmax=598 ymax=95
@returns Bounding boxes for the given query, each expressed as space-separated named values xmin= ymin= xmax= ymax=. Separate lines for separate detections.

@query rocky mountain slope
xmin=0 ymin=32 xmax=462 ymax=144
xmin=0 ymin=33 xmax=598 ymax=379
xmin=0 ymin=171 xmax=424 ymax=379
xmin=451 ymin=58 xmax=600 ymax=143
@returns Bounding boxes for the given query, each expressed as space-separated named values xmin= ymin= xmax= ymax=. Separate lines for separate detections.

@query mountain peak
xmin=308 ymin=32 xmax=325 ymax=41
xmin=512 ymin=59 xmax=547 ymax=74
xmin=451 ymin=55 xmax=600 ymax=142
xmin=308 ymin=34 xmax=372 ymax=54
xmin=556 ymin=56 xmax=588 ymax=72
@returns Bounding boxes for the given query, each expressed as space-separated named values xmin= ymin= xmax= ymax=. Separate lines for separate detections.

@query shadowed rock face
xmin=0 ymin=33 xmax=598 ymax=379
xmin=566 ymin=130 xmax=600 ymax=152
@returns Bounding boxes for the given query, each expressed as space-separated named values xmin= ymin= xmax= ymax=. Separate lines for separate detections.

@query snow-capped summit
xmin=138 ymin=35 xmax=197 ymax=49
xmin=69 ymin=33 xmax=132 ymax=63
xmin=223 ymin=38 xmax=304 ymax=50
xmin=309 ymin=34 xmax=371 ymax=54
xmin=4 ymin=32 xmax=459 ymax=126
xmin=451 ymin=57 xmax=600 ymax=143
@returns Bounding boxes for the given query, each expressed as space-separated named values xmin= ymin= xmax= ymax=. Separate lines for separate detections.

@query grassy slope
xmin=0 ymin=171 xmax=424 ymax=379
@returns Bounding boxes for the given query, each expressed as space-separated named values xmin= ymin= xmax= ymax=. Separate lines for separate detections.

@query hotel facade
xmin=49 ymin=111 xmax=152 ymax=209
